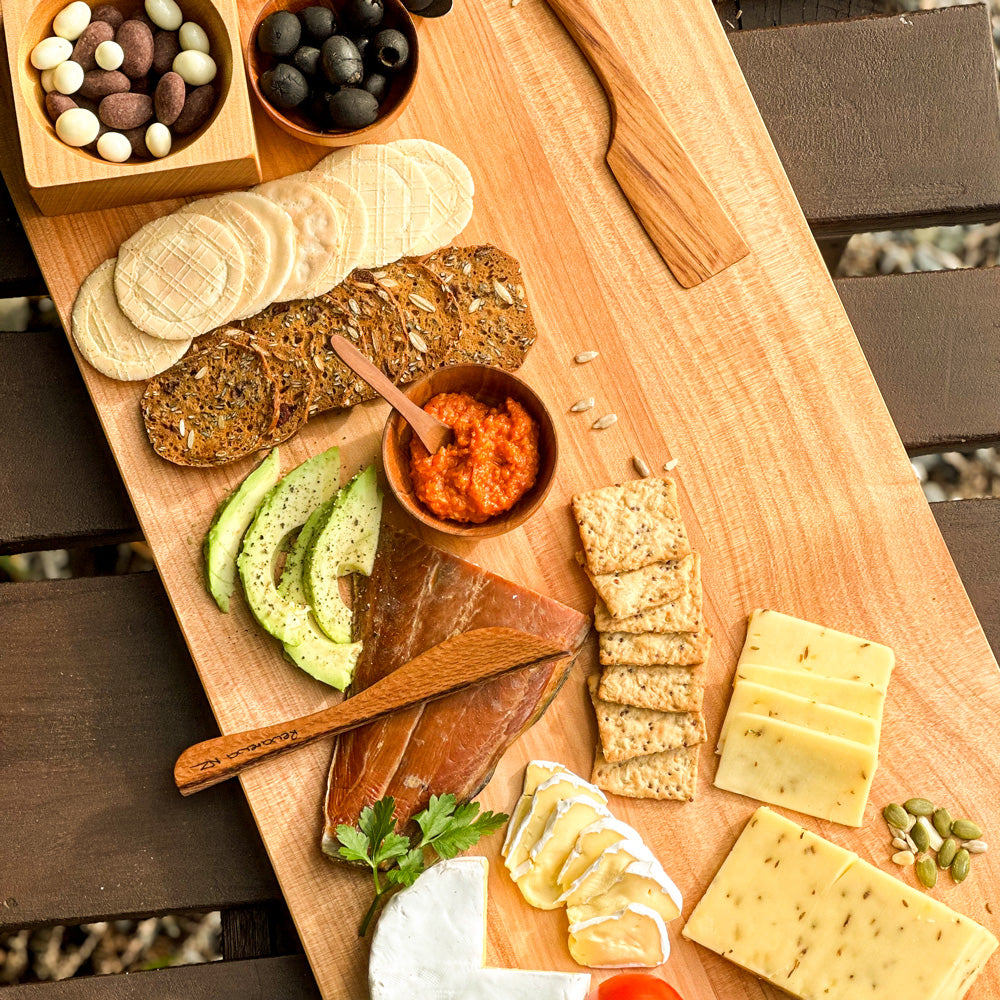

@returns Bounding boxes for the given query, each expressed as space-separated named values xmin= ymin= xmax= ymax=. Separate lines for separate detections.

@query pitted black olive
xmin=300 ymin=5 xmax=335 ymax=43
xmin=327 ymin=87 xmax=379 ymax=129
xmin=260 ymin=63 xmax=309 ymax=108
xmin=370 ymin=28 xmax=409 ymax=74
xmin=257 ymin=11 xmax=301 ymax=57
xmin=321 ymin=34 xmax=363 ymax=86
xmin=293 ymin=45 xmax=321 ymax=78
xmin=341 ymin=0 xmax=384 ymax=32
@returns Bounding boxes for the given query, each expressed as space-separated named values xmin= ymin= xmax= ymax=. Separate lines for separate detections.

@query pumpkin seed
xmin=937 ymin=837 xmax=958 ymax=869
xmin=592 ymin=414 xmax=617 ymax=430
xmin=892 ymin=850 xmax=915 ymax=867
xmin=904 ymin=797 xmax=934 ymax=817
xmin=883 ymin=803 xmax=909 ymax=830
xmin=570 ymin=398 xmax=595 ymax=413
xmin=911 ymin=821 xmax=930 ymax=853
xmin=633 ymin=456 xmax=651 ymax=478
xmin=951 ymin=819 xmax=983 ymax=841
xmin=951 ymin=848 xmax=971 ymax=883
xmin=915 ymin=856 xmax=937 ymax=889
xmin=575 ymin=350 xmax=599 ymax=364
xmin=915 ymin=815 xmax=943 ymax=852
xmin=932 ymin=807 xmax=953 ymax=840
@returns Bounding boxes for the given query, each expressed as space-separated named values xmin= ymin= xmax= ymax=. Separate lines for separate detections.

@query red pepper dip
xmin=408 ymin=392 xmax=540 ymax=524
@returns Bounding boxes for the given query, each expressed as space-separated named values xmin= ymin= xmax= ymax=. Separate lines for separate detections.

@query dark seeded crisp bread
xmin=141 ymin=246 xmax=536 ymax=467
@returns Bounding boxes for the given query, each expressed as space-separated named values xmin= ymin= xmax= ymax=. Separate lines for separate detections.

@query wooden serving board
xmin=3 ymin=0 xmax=1000 ymax=997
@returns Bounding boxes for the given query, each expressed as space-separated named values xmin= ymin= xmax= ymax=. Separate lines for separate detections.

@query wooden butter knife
xmin=174 ymin=627 xmax=571 ymax=795
xmin=544 ymin=0 xmax=749 ymax=287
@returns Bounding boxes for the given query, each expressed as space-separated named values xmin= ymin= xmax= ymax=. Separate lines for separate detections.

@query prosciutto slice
xmin=322 ymin=526 xmax=590 ymax=852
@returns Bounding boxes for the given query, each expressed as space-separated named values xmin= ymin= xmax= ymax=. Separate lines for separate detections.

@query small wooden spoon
xmin=174 ymin=627 xmax=570 ymax=795
xmin=329 ymin=334 xmax=453 ymax=453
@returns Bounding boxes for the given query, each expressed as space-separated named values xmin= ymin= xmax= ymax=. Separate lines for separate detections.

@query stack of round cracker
xmin=71 ymin=139 xmax=475 ymax=381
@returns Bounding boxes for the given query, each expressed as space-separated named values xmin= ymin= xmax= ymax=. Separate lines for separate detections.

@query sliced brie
xmin=502 ymin=760 xmax=569 ymax=858
xmin=566 ymin=860 xmax=682 ymax=927
xmin=568 ymin=903 xmax=670 ymax=968
xmin=369 ymin=857 xmax=591 ymax=1000
xmin=513 ymin=797 xmax=611 ymax=909
xmin=557 ymin=817 xmax=642 ymax=890
xmin=505 ymin=773 xmax=606 ymax=873
xmin=557 ymin=840 xmax=657 ymax=907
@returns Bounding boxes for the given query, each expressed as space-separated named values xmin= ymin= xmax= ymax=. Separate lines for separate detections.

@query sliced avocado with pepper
xmin=203 ymin=448 xmax=282 ymax=613
xmin=282 ymin=630 xmax=362 ymax=690
xmin=277 ymin=496 xmax=335 ymax=605
xmin=303 ymin=464 xmax=383 ymax=643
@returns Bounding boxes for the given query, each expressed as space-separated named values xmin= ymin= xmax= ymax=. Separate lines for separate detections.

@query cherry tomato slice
xmin=592 ymin=972 xmax=685 ymax=1000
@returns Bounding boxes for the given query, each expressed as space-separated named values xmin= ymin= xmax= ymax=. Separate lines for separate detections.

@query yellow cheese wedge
xmin=505 ymin=773 xmax=606 ymax=873
xmin=566 ymin=860 xmax=681 ymax=927
xmin=717 ymin=680 xmax=879 ymax=751
xmin=557 ymin=840 xmax=657 ymax=907
xmin=557 ymin=817 xmax=641 ymax=890
xmin=739 ymin=609 xmax=894 ymax=687
xmin=513 ymin=797 xmax=610 ymax=909
xmin=568 ymin=903 xmax=669 ymax=969
xmin=734 ymin=663 xmax=885 ymax=720
xmin=502 ymin=761 xmax=569 ymax=858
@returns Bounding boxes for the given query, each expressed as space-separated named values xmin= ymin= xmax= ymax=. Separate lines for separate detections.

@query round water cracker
xmin=308 ymin=175 xmax=369 ymax=289
xmin=311 ymin=144 xmax=427 ymax=268
xmin=71 ymin=258 xmax=192 ymax=380
xmin=390 ymin=138 xmax=474 ymax=255
xmin=176 ymin=194 xmax=273 ymax=322
xmin=114 ymin=213 xmax=247 ymax=341
xmin=254 ymin=177 xmax=341 ymax=301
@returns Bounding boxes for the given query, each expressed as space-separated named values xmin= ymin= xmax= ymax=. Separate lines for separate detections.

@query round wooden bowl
xmin=382 ymin=365 xmax=558 ymax=539
xmin=245 ymin=0 xmax=419 ymax=148
xmin=20 ymin=0 xmax=234 ymax=165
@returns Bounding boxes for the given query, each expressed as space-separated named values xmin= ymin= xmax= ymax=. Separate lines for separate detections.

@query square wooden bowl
xmin=4 ymin=0 xmax=261 ymax=216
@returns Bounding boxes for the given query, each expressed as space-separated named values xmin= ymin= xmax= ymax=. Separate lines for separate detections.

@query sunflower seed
xmin=469 ymin=298 xmax=483 ymax=313
xmin=194 ymin=366 xmax=208 ymax=380
xmin=570 ymin=398 xmax=595 ymax=412
xmin=575 ymin=350 xmax=599 ymax=364
xmin=892 ymin=850 xmax=915 ymax=867
xmin=633 ymin=456 xmax=651 ymax=477
xmin=592 ymin=414 xmax=617 ymax=430
xmin=379 ymin=277 xmax=399 ymax=289
xmin=964 ymin=840 xmax=988 ymax=854
xmin=409 ymin=331 xmax=428 ymax=353
xmin=348 ymin=298 xmax=360 ymax=316
xmin=891 ymin=837 xmax=908 ymax=850
xmin=409 ymin=294 xmax=436 ymax=313
xmin=178 ymin=418 xmax=186 ymax=437
xmin=663 ymin=458 xmax=679 ymax=472
xmin=186 ymin=430 xmax=195 ymax=450
xmin=461 ymin=261 xmax=472 ymax=276
xmin=347 ymin=326 xmax=360 ymax=341
xmin=493 ymin=280 xmax=514 ymax=304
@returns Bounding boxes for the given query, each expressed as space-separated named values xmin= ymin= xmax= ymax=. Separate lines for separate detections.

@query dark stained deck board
xmin=0 ymin=173 xmax=45 ymax=299
xmin=737 ymin=0 xmax=883 ymax=29
xmin=0 ymin=956 xmax=320 ymax=999
xmin=0 ymin=330 xmax=139 ymax=555
xmin=0 ymin=572 xmax=283 ymax=932
xmin=835 ymin=268 xmax=1000 ymax=454
xmin=729 ymin=4 xmax=1000 ymax=236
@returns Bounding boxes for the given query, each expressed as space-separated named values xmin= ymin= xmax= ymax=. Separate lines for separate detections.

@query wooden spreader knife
xmin=544 ymin=0 xmax=750 ymax=287
xmin=174 ymin=627 xmax=571 ymax=795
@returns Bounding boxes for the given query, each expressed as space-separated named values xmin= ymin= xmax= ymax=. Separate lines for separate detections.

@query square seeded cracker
xmin=599 ymin=629 xmax=711 ymax=667
xmin=572 ymin=477 xmax=691 ymax=575
xmin=593 ymin=558 xmax=702 ymax=634
xmin=577 ymin=551 xmax=698 ymax=621
xmin=587 ymin=675 xmax=706 ymax=762
xmin=592 ymin=743 xmax=699 ymax=801
xmin=599 ymin=663 xmax=706 ymax=713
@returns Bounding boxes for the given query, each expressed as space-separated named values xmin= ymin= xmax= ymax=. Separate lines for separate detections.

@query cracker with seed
xmin=577 ymin=551 xmax=697 ymax=621
xmin=599 ymin=663 xmax=706 ymax=713
xmin=592 ymin=743 xmax=699 ymax=801
xmin=587 ymin=675 xmax=705 ymax=762
xmin=594 ymin=563 xmax=702 ymax=635
xmin=599 ymin=630 xmax=711 ymax=667
xmin=572 ymin=477 xmax=691 ymax=575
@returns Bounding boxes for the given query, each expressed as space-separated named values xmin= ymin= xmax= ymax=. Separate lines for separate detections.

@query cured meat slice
xmin=322 ymin=526 xmax=591 ymax=852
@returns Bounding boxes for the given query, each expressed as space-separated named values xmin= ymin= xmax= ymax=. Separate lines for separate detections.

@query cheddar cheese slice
xmin=733 ymin=663 xmax=885 ymax=721
xmin=714 ymin=713 xmax=877 ymax=826
xmin=568 ymin=903 xmax=670 ymax=969
xmin=738 ymin=609 xmax=894 ymax=687
xmin=557 ymin=817 xmax=641 ymax=890
xmin=566 ymin=860 xmax=682 ymax=928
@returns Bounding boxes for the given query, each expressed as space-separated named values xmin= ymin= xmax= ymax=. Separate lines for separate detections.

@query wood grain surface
xmin=2 ymin=1 xmax=999 ymax=998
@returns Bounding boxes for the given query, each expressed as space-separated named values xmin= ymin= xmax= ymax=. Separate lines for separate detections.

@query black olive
xmin=327 ymin=87 xmax=379 ymax=129
xmin=300 ymin=5 xmax=336 ymax=42
xmin=370 ymin=28 xmax=409 ymax=74
xmin=260 ymin=63 xmax=309 ymax=109
xmin=362 ymin=72 xmax=387 ymax=103
xmin=257 ymin=11 xmax=302 ymax=57
xmin=293 ymin=45 xmax=321 ymax=77
xmin=321 ymin=35 xmax=363 ymax=86
xmin=341 ymin=0 xmax=383 ymax=33
xmin=352 ymin=35 xmax=369 ymax=59
xmin=303 ymin=89 xmax=332 ymax=125
xmin=413 ymin=0 xmax=451 ymax=15
xmin=401 ymin=0 xmax=435 ymax=9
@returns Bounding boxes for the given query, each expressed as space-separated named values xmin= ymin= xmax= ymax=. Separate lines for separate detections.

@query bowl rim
xmin=381 ymin=364 xmax=559 ymax=539
xmin=244 ymin=0 xmax=419 ymax=145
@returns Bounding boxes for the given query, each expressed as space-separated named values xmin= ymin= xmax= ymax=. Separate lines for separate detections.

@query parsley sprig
xmin=336 ymin=793 xmax=507 ymax=936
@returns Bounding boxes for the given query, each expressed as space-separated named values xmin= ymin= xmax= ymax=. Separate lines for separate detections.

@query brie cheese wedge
xmin=568 ymin=903 xmax=671 ymax=968
xmin=566 ymin=860 xmax=682 ymax=927
xmin=502 ymin=760 xmax=569 ymax=858
xmin=557 ymin=816 xmax=642 ymax=890
xmin=557 ymin=840 xmax=658 ymax=907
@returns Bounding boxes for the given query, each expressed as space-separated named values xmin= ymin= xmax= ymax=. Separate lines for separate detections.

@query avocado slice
xmin=238 ymin=446 xmax=340 ymax=645
xmin=282 ymin=630 xmax=362 ymax=690
xmin=203 ymin=448 xmax=282 ymax=613
xmin=303 ymin=464 xmax=383 ymax=643
xmin=277 ymin=497 xmax=334 ymax=605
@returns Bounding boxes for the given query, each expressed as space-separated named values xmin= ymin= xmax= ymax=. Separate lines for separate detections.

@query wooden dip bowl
xmin=245 ymin=0 xmax=419 ymax=147
xmin=381 ymin=365 xmax=558 ymax=539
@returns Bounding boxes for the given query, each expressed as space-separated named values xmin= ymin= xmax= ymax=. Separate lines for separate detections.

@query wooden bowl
xmin=381 ymin=365 xmax=558 ymax=539
xmin=6 ymin=0 xmax=260 ymax=214
xmin=245 ymin=0 xmax=419 ymax=147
